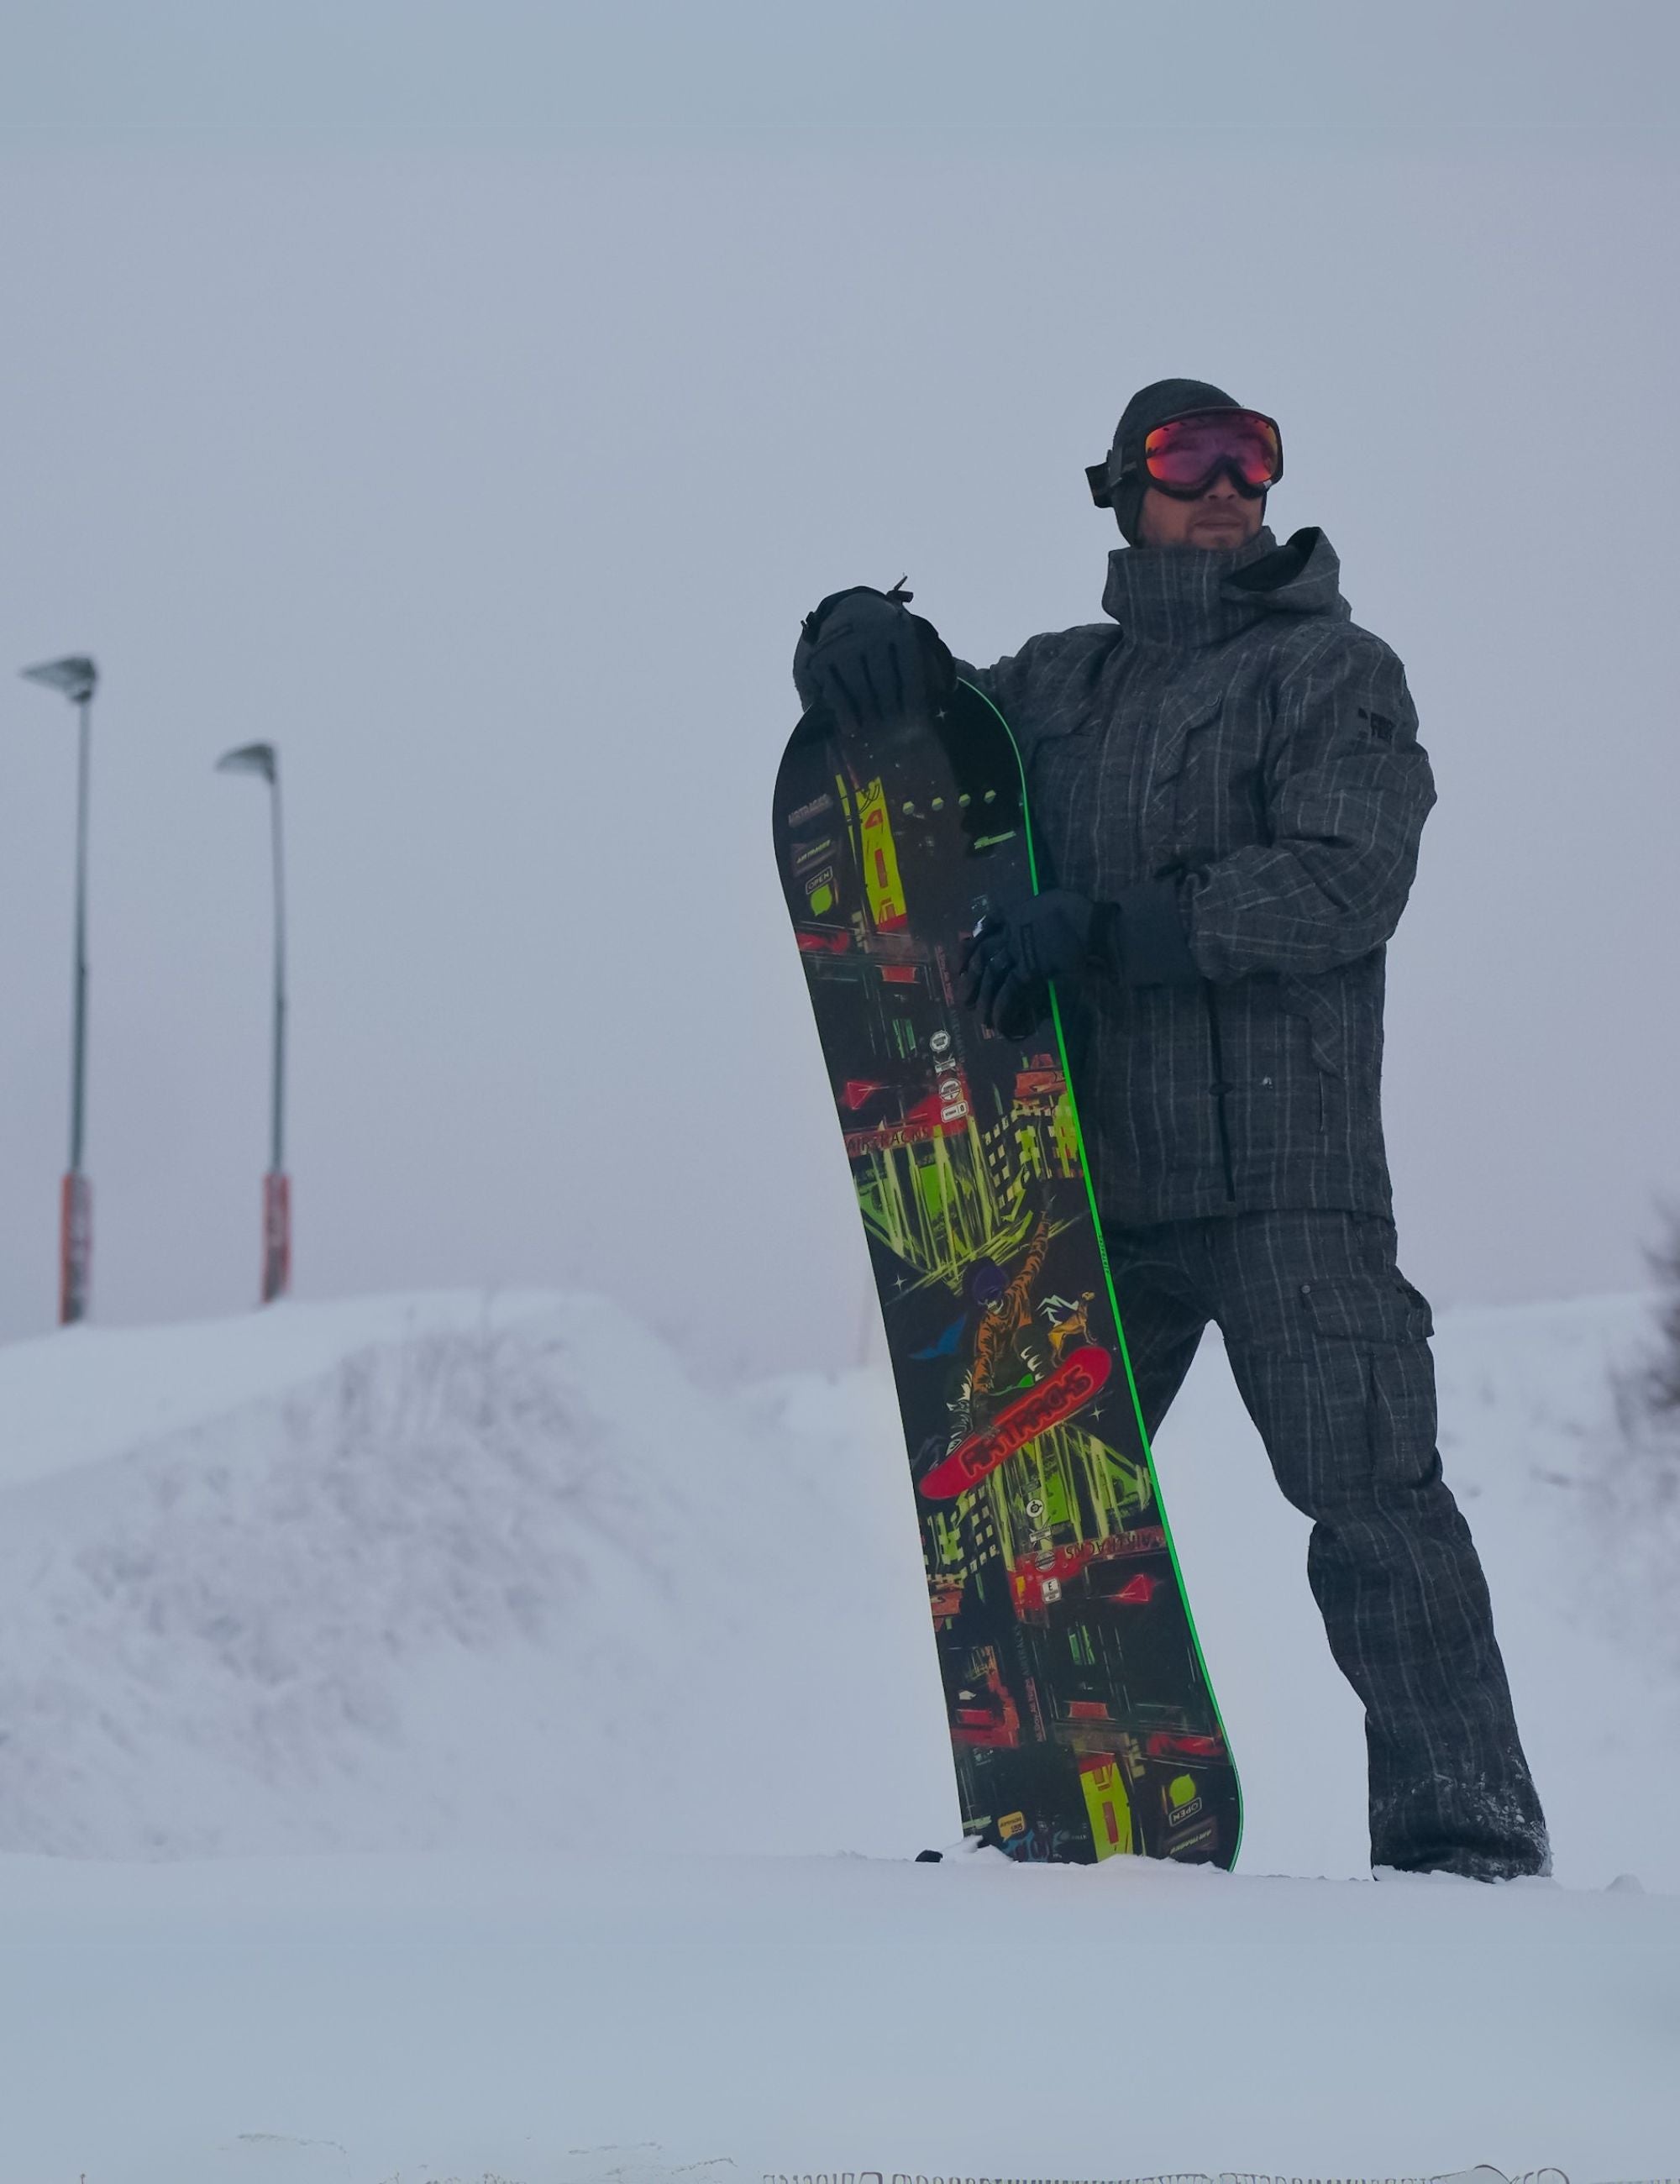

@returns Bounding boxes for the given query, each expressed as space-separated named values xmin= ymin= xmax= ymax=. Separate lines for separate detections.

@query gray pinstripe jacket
xmin=962 ymin=526 xmax=1435 ymax=1227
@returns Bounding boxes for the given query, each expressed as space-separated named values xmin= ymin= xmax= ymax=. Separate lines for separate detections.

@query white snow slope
xmin=0 ymin=1289 xmax=1676 ymax=2181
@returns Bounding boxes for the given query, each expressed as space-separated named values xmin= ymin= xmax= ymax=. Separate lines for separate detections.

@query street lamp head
xmin=21 ymin=655 xmax=97 ymax=704
xmin=216 ymin=742 xmax=277 ymax=783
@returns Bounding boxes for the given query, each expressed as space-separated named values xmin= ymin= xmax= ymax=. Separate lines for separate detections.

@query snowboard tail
xmin=774 ymin=680 xmax=1240 ymax=1867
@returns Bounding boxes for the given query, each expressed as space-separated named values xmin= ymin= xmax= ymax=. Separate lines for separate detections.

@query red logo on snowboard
xmin=919 ymin=1345 xmax=1113 ymax=1500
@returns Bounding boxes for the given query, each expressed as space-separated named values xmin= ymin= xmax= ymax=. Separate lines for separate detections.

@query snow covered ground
xmin=3 ymin=1845 xmax=1674 ymax=2184
xmin=0 ymin=1288 xmax=1676 ymax=2179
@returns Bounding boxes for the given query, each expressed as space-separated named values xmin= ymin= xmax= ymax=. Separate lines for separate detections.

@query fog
xmin=1 ymin=4 xmax=1676 ymax=1372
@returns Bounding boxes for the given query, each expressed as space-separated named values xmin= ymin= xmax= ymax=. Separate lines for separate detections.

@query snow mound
xmin=0 ymin=1292 xmax=951 ymax=1859
xmin=0 ymin=1285 xmax=1676 ymax=1885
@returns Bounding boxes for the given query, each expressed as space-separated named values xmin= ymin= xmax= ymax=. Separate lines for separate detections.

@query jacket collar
xmin=1100 ymin=528 xmax=1281 ymax=648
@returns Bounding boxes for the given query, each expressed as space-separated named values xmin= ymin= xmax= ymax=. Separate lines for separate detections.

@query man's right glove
xmin=958 ymin=890 xmax=1095 ymax=1037
xmin=957 ymin=879 xmax=1205 ymax=1036
xmin=793 ymin=585 xmax=953 ymax=732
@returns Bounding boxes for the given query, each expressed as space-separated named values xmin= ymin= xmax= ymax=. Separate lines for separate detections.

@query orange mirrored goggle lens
xmin=1142 ymin=409 xmax=1282 ymax=492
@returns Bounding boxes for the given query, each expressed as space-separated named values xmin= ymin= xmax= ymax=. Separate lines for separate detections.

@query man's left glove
xmin=957 ymin=890 xmax=1100 ymax=1036
xmin=792 ymin=585 xmax=954 ymax=733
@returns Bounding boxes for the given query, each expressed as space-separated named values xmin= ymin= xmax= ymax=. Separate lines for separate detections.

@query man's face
xmin=1137 ymin=470 xmax=1264 ymax=551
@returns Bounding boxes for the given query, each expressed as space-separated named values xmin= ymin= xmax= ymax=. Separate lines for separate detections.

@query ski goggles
xmin=1088 ymin=407 xmax=1284 ymax=507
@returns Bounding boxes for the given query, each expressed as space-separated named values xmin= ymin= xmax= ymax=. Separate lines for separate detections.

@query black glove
xmin=794 ymin=585 xmax=953 ymax=732
xmin=957 ymin=890 xmax=1098 ymax=1036
xmin=957 ymin=880 xmax=1201 ymax=1035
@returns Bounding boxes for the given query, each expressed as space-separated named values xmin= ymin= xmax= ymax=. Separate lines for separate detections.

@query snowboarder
xmin=794 ymin=378 xmax=1549 ymax=1881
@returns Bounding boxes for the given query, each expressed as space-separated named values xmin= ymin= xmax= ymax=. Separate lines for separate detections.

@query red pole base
xmin=261 ymin=1171 xmax=291 ymax=1304
xmin=60 ymin=1170 xmax=92 ymax=1325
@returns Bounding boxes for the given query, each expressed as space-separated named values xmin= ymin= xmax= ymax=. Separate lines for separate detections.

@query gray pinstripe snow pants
xmin=1105 ymin=1210 xmax=1551 ymax=1878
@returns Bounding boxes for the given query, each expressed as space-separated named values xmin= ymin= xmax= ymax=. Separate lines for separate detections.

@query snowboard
xmin=774 ymin=679 xmax=1241 ymax=1866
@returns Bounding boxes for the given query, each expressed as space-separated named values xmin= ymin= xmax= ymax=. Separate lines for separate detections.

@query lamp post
xmin=20 ymin=654 xmax=99 ymax=1325
xmin=216 ymin=741 xmax=290 ymax=1303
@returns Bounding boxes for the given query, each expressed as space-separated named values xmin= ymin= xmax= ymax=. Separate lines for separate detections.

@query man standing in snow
xmin=794 ymin=378 xmax=1549 ymax=1882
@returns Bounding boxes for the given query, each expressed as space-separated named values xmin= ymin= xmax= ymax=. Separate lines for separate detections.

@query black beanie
xmin=1086 ymin=377 xmax=1243 ymax=546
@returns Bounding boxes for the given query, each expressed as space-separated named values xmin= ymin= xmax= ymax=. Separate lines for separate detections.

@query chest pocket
xmin=1023 ymin=708 xmax=1108 ymax=892
xmin=1149 ymin=696 xmax=1269 ymax=864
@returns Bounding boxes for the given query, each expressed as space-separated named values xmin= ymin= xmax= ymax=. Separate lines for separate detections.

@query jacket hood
xmin=1222 ymin=526 xmax=1350 ymax=620
xmin=1100 ymin=525 xmax=1350 ymax=648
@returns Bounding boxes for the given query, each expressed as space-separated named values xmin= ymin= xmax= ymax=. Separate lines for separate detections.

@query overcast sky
xmin=1 ymin=3 xmax=1677 ymax=1371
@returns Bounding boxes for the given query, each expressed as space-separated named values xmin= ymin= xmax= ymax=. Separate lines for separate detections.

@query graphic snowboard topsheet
xmin=774 ymin=680 xmax=1240 ymax=1866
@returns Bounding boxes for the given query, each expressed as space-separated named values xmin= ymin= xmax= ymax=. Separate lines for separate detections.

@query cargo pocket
xmin=1295 ymin=1265 xmax=1439 ymax=1496
xmin=1366 ymin=1339 xmax=1442 ymax=1495
xmin=1349 ymin=1213 xmax=1435 ymax=1341
xmin=1298 ymin=1268 xmax=1416 ymax=1349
